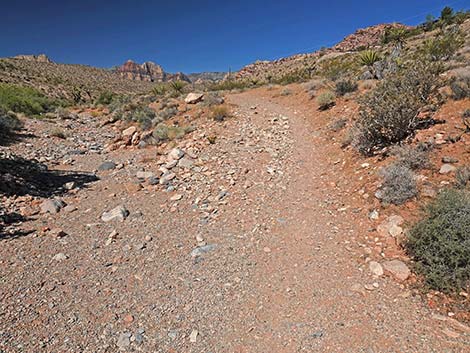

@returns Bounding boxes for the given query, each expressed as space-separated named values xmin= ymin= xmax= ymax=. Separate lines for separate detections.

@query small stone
xmin=159 ymin=172 xmax=176 ymax=185
xmin=64 ymin=181 xmax=76 ymax=190
xmin=369 ymin=261 xmax=384 ymax=276
xmin=123 ymin=314 xmax=134 ymax=324
xmin=116 ymin=332 xmax=131 ymax=349
xmin=122 ymin=126 xmax=137 ymax=137
xmin=382 ymin=260 xmax=411 ymax=282
xmin=168 ymin=148 xmax=185 ymax=161
xmin=98 ymin=161 xmax=116 ymax=171
xmin=440 ymin=164 xmax=456 ymax=174
xmin=189 ymin=329 xmax=198 ymax=343
xmin=170 ymin=194 xmax=183 ymax=201
xmin=52 ymin=253 xmax=67 ymax=261
xmin=388 ymin=224 xmax=403 ymax=237
xmin=368 ymin=210 xmax=379 ymax=220
xmin=101 ymin=206 xmax=129 ymax=222
xmin=442 ymin=156 xmax=458 ymax=164
xmin=49 ymin=228 xmax=66 ymax=238
xmin=40 ymin=199 xmax=65 ymax=214
xmin=63 ymin=205 xmax=77 ymax=213
xmin=191 ymin=244 xmax=216 ymax=257
xmin=178 ymin=158 xmax=194 ymax=169
xmin=136 ymin=171 xmax=155 ymax=180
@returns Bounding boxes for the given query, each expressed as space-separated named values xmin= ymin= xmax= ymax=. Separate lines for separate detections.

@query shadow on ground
xmin=0 ymin=153 xmax=99 ymax=239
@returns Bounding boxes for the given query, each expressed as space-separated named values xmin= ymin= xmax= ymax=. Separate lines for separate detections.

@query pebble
xmin=189 ymin=329 xmax=198 ymax=343
xmin=98 ymin=161 xmax=116 ymax=171
xmin=191 ymin=244 xmax=216 ymax=257
xmin=101 ymin=205 xmax=129 ymax=222
xmin=369 ymin=261 xmax=384 ymax=276
xmin=382 ymin=260 xmax=411 ymax=281
xmin=52 ymin=253 xmax=67 ymax=262
xmin=439 ymin=164 xmax=456 ymax=174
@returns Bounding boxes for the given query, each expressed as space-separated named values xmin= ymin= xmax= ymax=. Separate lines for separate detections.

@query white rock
xmin=101 ymin=206 xmax=129 ymax=222
xmin=189 ymin=329 xmax=198 ymax=343
xmin=382 ymin=260 xmax=411 ymax=281
xmin=168 ymin=148 xmax=185 ymax=161
xmin=439 ymin=164 xmax=456 ymax=174
xmin=185 ymin=93 xmax=204 ymax=104
xmin=122 ymin=126 xmax=137 ymax=137
xmin=52 ymin=253 xmax=67 ymax=261
xmin=369 ymin=261 xmax=384 ymax=276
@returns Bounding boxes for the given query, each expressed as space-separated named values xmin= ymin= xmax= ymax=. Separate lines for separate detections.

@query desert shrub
xmin=201 ymin=92 xmax=224 ymax=107
xmin=335 ymin=79 xmax=358 ymax=96
xmin=303 ymin=78 xmax=325 ymax=93
xmin=116 ymin=104 xmax=156 ymax=130
xmin=455 ymin=165 xmax=470 ymax=189
xmin=316 ymin=91 xmax=336 ymax=111
xmin=390 ymin=143 xmax=433 ymax=170
xmin=420 ymin=30 xmax=464 ymax=61
xmin=272 ymin=68 xmax=313 ymax=85
xmin=95 ymin=91 xmax=115 ymax=106
xmin=0 ymin=83 xmax=56 ymax=116
xmin=406 ymin=189 xmax=470 ymax=292
xmin=210 ymin=105 xmax=230 ymax=122
xmin=157 ymin=105 xmax=178 ymax=121
xmin=328 ymin=118 xmax=347 ymax=132
xmin=378 ymin=163 xmax=417 ymax=205
xmin=49 ymin=128 xmax=67 ymax=139
xmin=152 ymin=83 xmax=168 ymax=96
xmin=450 ymin=76 xmax=470 ymax=100
xmin=0 ymin=109 xmax=22 ymax=137
xmin=352 ymin=60 xmax=440 ymax=155
xmin=208 ymin=79 xmax=253 ymax=91
xmin=108 ymin=95 xmax=131 ymax=113
xmin=317 ymin=54 xmax=360 ymax=81
xmin=280 ymin=88 xmax=292 ymax=96
xmin=151 ymin=123 xmax=190 ymax=143
xmin=382 ymin=26 xmax=422 ymax=45
xmin=169 ymin=80 xmax=187 ymax=94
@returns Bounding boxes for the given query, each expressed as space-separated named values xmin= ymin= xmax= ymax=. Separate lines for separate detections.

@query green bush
xmin=208 ymin=79 xmax=253 ymax=91
xmin=316 ymin=91 xmax=336 ymax=111
xmin=406 ymin=189 xmax=470 ymax=292
xmin=169 ymin=80 xmax=186 ymax=94
xmin=0 ymin=83 xmax=56 ymax=116
xmin=420 ymin=30 xmax=464 ymax=61
xmin=95 ymin=91 xmax=115 ymax=106
xmin=335 ymin=79 xmax=358 ymax=96
xmin=378 ymin=163 xmax=417 ymax=205
xmin=152 ymin=83 xmax=168 ymax=96
xmin=352 ymin=60 xmax=440 ymax=155
xmin=317 ymin=54 xmax=360 ymax=81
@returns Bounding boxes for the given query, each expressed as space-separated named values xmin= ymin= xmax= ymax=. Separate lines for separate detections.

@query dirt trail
xmin=1 ymin=87 xmax=469 ymax=353
xmin=225 ymin=89 xmax=469 ymax=352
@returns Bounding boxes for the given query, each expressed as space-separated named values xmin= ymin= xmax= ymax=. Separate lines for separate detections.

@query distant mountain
xmin=114 ymin=60 xmax=190 ymax=83
xmin=186 ymin=72 xmax=226 ymax=82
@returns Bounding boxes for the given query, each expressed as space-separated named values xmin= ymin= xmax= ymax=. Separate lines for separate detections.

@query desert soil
xmin=1 ymin=87 xmax=469 ymax=352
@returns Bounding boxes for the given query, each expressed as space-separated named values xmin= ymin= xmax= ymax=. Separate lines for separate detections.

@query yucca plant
xmin=152 ymin=83 xmax=168 ymax=96
xmin=169 ymin=80 xmax=186 ymax=94
xmin=359 ymin=50 xmax=381 ymax=67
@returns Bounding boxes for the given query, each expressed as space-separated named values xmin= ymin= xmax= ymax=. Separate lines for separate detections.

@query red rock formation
xmin=115 ymin=60 xmax=190 ymax=82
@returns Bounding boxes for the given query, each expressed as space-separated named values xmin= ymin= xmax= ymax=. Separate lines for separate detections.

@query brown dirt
xmin=1 ymin=86 xmax=469 ymax=352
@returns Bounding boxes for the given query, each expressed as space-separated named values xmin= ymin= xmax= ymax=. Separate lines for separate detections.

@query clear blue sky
xmin=1 ymin=0 xmax=469 ymax=73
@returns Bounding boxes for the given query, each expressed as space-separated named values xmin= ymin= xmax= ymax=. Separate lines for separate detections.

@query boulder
xmin=185 ymin=93 xmax=204 ymax=104
xmin=382 ymin=260 xmax=411 ymax=281
xmin=101 ymin=205 xmax=129 ymax=222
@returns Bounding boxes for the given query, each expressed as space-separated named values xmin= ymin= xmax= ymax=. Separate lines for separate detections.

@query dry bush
xmin=352 ymin=60 xmax=440 ymax=155
xmin=316 ymin=91 xmax=336 ymax=111
xmin=378 ymin=163 xmax=417 ymax=205
xmin=390 ymin=143 xmax=433 ymax=170
xmin=210 ymin=105 xmax=230 ymax=122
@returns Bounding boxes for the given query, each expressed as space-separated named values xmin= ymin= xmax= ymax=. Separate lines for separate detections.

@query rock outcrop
xmin=115 ymin=60 xmax=190 ymax=83
xmin=13 ymin=54 xmax=53 ymax=63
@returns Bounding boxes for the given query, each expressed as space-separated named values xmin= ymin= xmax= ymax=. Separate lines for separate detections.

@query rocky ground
xmin=1 ymin=86 xmax=470 ymax=352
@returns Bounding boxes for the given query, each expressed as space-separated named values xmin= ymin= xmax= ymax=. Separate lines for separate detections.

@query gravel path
xmin=1 ymin=88 xmax=469 ymax=352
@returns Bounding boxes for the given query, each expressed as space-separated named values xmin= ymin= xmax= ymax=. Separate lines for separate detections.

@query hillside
xmin=1 ymin=6 xmax=470 ymax=353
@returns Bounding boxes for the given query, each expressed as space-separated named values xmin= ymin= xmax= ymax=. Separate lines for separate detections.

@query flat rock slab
xmin=382 ymin=260 xmax=411 ymax=281
xmin=101 ymin=205 xmax=129 ymax=222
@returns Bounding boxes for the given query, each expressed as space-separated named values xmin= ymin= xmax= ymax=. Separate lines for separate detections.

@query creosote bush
xmin=378 ymin=163 xmax=417 ymax=205
xmin=335 ymin=79 xmax=358 ymax=96
xmin=0 ymin=108 xmax=22 ymax=138
xmin=352 ymin=60 xmax=440 ymax=155
xmin=390 ymin=143 xmax=433 ymax=170
xmin=406 ymin=189 xmax=470 ymax=292
xmin=455 ymin=165 xmax=470 ymax=189
xmin=316 ymin=91 xmax=336 ymax=111
xmin=421 ymin=29 xmax=464 ymax=61
xmin=210 ymin=105 xmax=230 ymax=122
xmin=0 ymin=83 xmax=58 ymax=116
xmin=450 ymin=76 xmax=470 ymax=100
